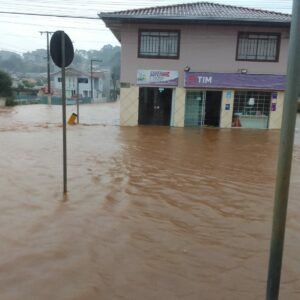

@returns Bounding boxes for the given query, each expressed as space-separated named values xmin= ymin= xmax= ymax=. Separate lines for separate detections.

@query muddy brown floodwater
xmin=0 ymin=103 xmax=300 ymax=300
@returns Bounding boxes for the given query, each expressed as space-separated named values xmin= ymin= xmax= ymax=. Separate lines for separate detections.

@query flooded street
xmin=0 ymin=103 xmax=300 ymax=300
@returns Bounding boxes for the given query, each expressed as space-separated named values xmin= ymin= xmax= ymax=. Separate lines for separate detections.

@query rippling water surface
xmin=0 ymin=104 xmax=299 ymax=300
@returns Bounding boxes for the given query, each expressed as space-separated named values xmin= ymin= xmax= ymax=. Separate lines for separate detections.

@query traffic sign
xmin=50 ymin=31 xmax=74 ymax=68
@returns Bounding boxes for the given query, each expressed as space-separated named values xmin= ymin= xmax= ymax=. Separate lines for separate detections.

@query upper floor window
xmin=236 ymin=32 xmax=280 ymax=62
xmin=138 ymin=30 xmax=180 ymax=59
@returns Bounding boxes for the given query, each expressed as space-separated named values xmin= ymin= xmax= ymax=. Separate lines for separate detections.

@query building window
xmin=236 ymin=32 xmax=280 ymax=62
xmin=232 ymin=91 xmax=272 ymax=129
xmin=58 ymin=77 xmax=62 ymax=82
xmin=138 ymin=30 xmax=180 ymax=59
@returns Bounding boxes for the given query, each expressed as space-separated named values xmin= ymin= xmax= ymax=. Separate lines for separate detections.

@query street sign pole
xmin=50 ymin=30 xmax=74 ymax=195
xmin=77 ymin=80 xmax=80 ymax=124
xmin=61 ymin=31 xmax=67 ymax=194
xmin=266 ymin=0 xmax=300 ymax=299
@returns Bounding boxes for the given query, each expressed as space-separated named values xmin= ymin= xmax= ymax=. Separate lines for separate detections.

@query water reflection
xmin=0 ymin=104 xmax=299 ymax=300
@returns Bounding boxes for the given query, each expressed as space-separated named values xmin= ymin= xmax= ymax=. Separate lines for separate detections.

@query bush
xmin=0 ymin=70 xmax=13 ymax=97
xmin=5 ymin=96 xmax=16 ymax=106
xmin=0 ymin=69 xmax=16 ymax=106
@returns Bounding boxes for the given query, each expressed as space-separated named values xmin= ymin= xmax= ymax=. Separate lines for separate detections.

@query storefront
xmin=138 ymin=87 xmax=173 ymax=126
xmin=137 ymin=70 xmax=178 ymax=126
xmin=119 ymin=70 xmax=286 ymax=129
xmin=184 ymin=72 xmax=286 ymax=129
xmin=184 ymin=90 xmax=222 ymax=127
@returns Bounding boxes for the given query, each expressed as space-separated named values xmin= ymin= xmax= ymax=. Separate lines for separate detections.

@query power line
xmin=0 ymin=11 xmax=99 ymax=19
xmin=0 ymin=19 xmax=108 ymax=32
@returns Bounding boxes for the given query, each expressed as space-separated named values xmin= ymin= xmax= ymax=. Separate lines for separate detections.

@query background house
xmin=100 ymin=2 xmax=291 ymax=129
xmin=51 ymin=67 xmax=116 ymax=102
xmin=51 ymin=67 xmax=93 ymax=99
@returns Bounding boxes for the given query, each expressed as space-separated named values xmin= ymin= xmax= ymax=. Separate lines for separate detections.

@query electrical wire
xmin=0 ymin=0 xmax=292 ymax=53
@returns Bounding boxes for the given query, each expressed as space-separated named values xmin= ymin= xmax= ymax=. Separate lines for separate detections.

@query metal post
xmin=266 ymin=1 xmax=300 ymax=299
xmin=61 ymin=31 xmax=67 ymax=194
xmin=90 ymin=59 xmax=102 ymax=102
xmin=77 ymin=80 xmax=79 ymax=124
xmin=40 ymin=31 xmax=53 ymax=104
xmin=46 ymin=32 xmax=51 ymax=98
xmin=47 ymin=32 xmax=51 ymax=106
xmin=90 ymin=60 xmax=93 ymax=100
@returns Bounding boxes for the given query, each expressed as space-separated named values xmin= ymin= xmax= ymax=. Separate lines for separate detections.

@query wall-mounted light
xmin=238 ymin=68 xmax=248 ymax=74
xmin=184 ymin=66 xmax=191 ymax=72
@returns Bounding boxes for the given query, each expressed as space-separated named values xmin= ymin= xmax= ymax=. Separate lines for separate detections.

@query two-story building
xmin=51 ymin=67 xmax=108 ymax=100
xmin=51 ymin=67 xmax=93 ymax=99
xmin=100 ymin=2 xmax=291 ymax=129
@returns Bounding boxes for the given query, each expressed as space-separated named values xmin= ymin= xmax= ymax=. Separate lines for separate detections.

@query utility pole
xmin=90 ymin=59 xmax=102 ymax=101
xmin=40 ymin=31 xmax=54 ymax=104
xmin=266 ymin=0 xmax=300 ymax=299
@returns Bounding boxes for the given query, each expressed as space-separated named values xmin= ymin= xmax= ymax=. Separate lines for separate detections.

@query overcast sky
xmin=0 ymin=0 xmax=293 ymax=54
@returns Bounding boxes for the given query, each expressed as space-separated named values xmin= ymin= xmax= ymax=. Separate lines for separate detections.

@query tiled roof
xmin=99 ymin=2 xmax=291 ymax=24
xmin=51 ymin=67 xmax=89 ymax=77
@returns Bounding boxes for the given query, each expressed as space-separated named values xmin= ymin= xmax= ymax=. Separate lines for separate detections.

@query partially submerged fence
xmin=15 ymin=95 xmax=93 ymax=105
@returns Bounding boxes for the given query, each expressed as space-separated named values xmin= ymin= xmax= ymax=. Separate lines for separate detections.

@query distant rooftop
xmin=99 ymin=2 xmax=291 ymax=41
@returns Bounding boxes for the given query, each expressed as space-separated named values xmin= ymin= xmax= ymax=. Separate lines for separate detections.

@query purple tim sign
xmin=184 ymin=72 xmax=286 ymax=90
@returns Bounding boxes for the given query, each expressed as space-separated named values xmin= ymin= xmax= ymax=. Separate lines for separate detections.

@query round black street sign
xmin=50 ymin=31 xmax=74 ymax=68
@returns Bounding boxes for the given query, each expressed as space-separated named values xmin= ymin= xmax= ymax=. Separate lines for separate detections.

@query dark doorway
xmin=205 ymin=91 xmax=222 ymax=127
xmin=138 ymin=87 xmax=172 ymax=126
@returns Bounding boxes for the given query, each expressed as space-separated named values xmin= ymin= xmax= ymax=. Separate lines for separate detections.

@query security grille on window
xmin=232 ymin=91 xmax=272 ymax=129
xmin=139 ymin=30 xmax=180 ymax=58
xmin=236 ymin=32 xmax=280 ymax=62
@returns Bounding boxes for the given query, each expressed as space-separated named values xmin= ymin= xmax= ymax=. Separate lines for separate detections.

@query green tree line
xmin=0 ymin=44 xmax=121 ymax=79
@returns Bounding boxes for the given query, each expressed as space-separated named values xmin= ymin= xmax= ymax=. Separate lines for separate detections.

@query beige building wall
xmin=269 ymin=91 xmax=284 ymax=129
xmin=220 ymin=90 xmax=234 ymax=128
xmin=172 ymin=88 xmax=186 ymax=127
xmin=120 ymin=86 xmax=139 ymax=126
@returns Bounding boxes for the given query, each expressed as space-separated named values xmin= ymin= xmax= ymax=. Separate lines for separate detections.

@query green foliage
xmin=0 ymin=45 xmax=121 ymax=80
xmin=36 ymin=79 xmax=45 ymax=86
xmin=18 ymin=83 xmax=24 ymax=89
xmin=0 ymin=69 xmax=13 ymax=97
xmin=22 ymin=80 xmax=35 ymax=88
xmin=5 ymin=96 xmax=16 ymax=107
xmin=72 ymin=45 xmax=121 ymax=79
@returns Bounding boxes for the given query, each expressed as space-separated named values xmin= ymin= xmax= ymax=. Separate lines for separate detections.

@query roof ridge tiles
xmin=102 ymin=1 xmax=291 ymax=18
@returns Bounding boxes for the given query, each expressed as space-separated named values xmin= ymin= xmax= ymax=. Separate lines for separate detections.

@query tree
xmin=0 ymin=69 xmax=13 ymax=97
xmin=22 ymin=79 xmax=35 ymax=89
xmin=0 ymin=69 xmax=15 ymax=106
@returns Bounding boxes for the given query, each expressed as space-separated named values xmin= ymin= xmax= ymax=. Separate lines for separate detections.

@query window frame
xmin=235 ymin=32 xmax=281 ymax=63
xmin=138 ymin=29 xmax=181 ymax=59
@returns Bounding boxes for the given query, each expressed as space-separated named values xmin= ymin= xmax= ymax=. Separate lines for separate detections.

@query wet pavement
xmin=0 ymin=103 xmax=299 ymax=300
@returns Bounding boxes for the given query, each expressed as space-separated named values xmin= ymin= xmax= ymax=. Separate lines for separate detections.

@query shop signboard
xmin=184 ymin=72 xmax=286 ymax=91
xmin=137 ymin=70 xmax=179 ymax=86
